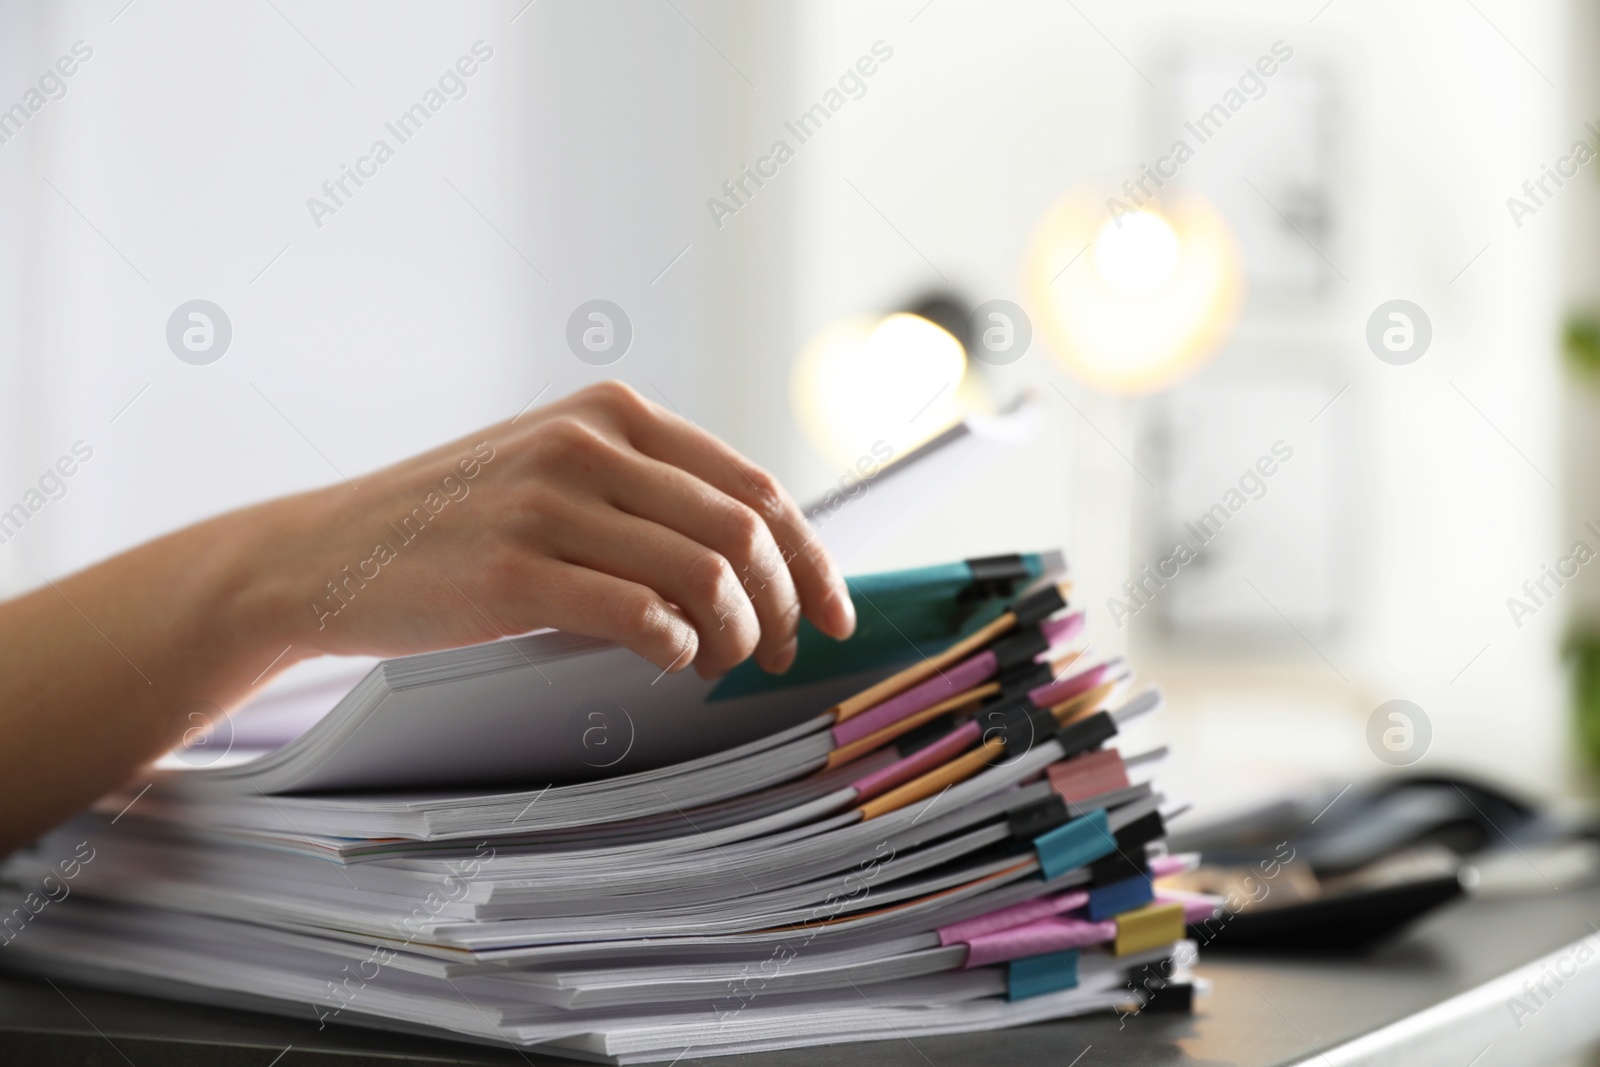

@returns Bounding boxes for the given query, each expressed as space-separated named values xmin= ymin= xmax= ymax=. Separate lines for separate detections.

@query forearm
xmin=0 ymin=382 xmax=854 ymax=855
xmin=0 ymin=459 xmax=495 ymax=853
xmin=0 ymin=497 xmax=301 ymax=853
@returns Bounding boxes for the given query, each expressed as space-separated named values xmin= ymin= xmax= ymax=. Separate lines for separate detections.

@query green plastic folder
xmin=707 ymin=553 xmax=1056 ymax=701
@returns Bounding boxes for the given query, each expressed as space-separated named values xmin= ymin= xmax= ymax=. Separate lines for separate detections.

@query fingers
xmin=594 ymin=449 xmax=804 ymax=674
xmin=551 ymin=503 xmax=767 ymax=678
xmin=528 ymin=559 xmax=699 ymax=674
xmin=603 ymin=386 xmax=856 ymax=641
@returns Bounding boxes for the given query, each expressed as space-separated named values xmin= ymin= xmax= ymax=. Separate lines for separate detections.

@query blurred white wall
xmin=0 ymin=0 xmax=768 ymax=587
xmin=0 ymin=0 xmax=1585 ymax=809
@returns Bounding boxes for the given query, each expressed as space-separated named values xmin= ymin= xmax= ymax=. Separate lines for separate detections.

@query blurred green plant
xmin=1565 ymin=316 xmax=1600 ymax=778
xmin=1565 ymin=626 xmax=1600 ymax=775
xmin=1566 ymin=314 xmax=1600 ymax=377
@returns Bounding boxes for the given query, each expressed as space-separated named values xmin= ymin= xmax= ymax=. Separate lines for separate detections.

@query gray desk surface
xmin=5 ymin=884 xmax=1600 ymax=1067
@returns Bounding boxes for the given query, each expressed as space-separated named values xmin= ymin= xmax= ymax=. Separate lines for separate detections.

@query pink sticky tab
xmin=832 ymin=651 xmax=997 ymax=747
xmin=1040 ymin=612 xmax=1085 ymax=649
xmin=962 ymin=915 xmax=1117 ymax=969
xmin=1028 ymin=662 xmax=1109 ymax=708
xmin=938 ymin=889 xmax=1088 ymax=947
xmin=849 ymin=721 xmax=978 ymax=802
xmin=1149 ymin=853 xmax=1197 ymax=879
xmin=1157 ymin=889 xmax=1224 ymax=924
xmin=1047 ymin=748 xmax=1130 ymax=804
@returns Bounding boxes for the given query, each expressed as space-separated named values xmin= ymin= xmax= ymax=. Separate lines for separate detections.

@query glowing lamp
xmin=1024 ymin=187 xmax=1242 ymax=394
xmin=790 ymin=311 xmax=969 ymax=466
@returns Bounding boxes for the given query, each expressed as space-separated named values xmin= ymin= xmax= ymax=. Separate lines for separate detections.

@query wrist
xmin=191 ymin=490 xmax=332 ymax=683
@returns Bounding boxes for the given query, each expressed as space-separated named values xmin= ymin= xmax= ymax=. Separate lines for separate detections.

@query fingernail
xmin=831 ymin=586 xmax=857 ymax=639
xmin=772 ymin=638 xmax=798 ymax=674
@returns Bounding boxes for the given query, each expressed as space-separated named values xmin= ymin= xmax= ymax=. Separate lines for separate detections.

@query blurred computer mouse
xmin=1166 ymin=774 xmax=1587 ymax=952
xmin=1170 ymin=774 xmax=1554 ymax=877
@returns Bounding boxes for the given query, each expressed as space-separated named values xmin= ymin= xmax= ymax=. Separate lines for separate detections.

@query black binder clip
xmin=1054 ymin=710 xmax=1118 ymax=760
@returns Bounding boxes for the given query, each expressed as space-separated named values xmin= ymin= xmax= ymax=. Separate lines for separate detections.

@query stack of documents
xmin=0 ymin=552 xmax=1212 ymax=1062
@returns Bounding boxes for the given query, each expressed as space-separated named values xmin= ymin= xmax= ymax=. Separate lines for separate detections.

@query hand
xmin=263 ymin=381 xmax=857 ymax=677
xmin=0 ymin=380 xmax=856 ymax=850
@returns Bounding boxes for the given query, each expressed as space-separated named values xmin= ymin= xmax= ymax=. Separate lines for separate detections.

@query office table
xmin=4 ymin=883 xmax=1600 ymax=1067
